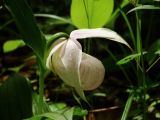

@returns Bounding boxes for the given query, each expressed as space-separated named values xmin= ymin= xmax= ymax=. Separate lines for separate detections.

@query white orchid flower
xmin=46 ymin=28 xmax=131 ymax=101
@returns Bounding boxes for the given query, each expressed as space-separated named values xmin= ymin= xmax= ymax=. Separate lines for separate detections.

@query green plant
xmin=2 ymin=0 xmax=122 ymax=119
xmin=1 ymin=0 xmax=160 ymax=120
xmin=115 ymin=1 xmax=160 ymax=120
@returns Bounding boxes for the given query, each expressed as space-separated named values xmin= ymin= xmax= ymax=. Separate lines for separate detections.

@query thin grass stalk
xmin=103 ymin=46 xmax=132 ymax=86
xmin=117 ymin=7 xmax=138 ymax=84
xmin=146 ymin=56 xmax=160 ymax=72
xmin=0 ymin=19 xmax=13 ymax=30
xmin=145 ymin=11 xmax=154 ymax=48
xmin=119 ymin=8 xmax=136 ymax=48
xmin=118 ymin=44 xmax=137 ymax=76
xmin=121 ymin=92 xmax=134 ymax=120
xmin=136 ymin=11 xmax=147 ymax=120
xmin=136 ymin=11 xmax=142 ymax=86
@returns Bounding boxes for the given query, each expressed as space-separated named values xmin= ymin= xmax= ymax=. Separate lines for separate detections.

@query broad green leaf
xmin=155 ymin=50 xmax=160 ymax=55
xmin=0 ymin=74 xmax=32 ymax=120
xmin=71 ymin=0 xmax=114 ymax=28
xmin=4 ymin=0 xmax=46 ymax=62
xmin=29 ymin=108 xmax=74 ymax=120
xmin=3 ymin=40 xmax=25 ymax=53
xmin=49 ymin=103 xmax=67 ymax=112
xmin=40 ymin=107 xmax=74 ymax=120
xmin=70 ymin=28 xmax=132 ymax=49
xmin=41 ymin=112 xmax=66 ymax=120
xmin=127 ymin=5 xmax=160 ymax=14
xmin=63 ymin=107 xmax=74 ymax=120
xmin=73 ymin=107 xmax=88 ymax=116
xmin=24 ymin=116 xmax=42 ymax=120
xmin=117 ymin=52 xmax=147 ymax=65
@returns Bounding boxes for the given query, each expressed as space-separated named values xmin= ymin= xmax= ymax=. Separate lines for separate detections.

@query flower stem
xmin=38 ymin=62 xmax=46 ymax=114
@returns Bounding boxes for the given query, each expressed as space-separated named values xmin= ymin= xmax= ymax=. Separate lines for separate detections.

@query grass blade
xmin=127 ymin=5 xmax=160 ymax=14
xmin=35 ymin=14 xmax=72 ymax=25
xmin=121 ymin=93 xmax=134 ymax=120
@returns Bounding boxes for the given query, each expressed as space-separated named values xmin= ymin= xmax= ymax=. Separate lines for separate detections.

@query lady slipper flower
xmin=46 ymin=28 xmax=131 ymax=100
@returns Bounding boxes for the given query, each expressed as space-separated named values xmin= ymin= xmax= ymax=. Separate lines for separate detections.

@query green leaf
xmin=3 ymin=39 xmax=25 ymax=53
xmin=73 ymin=107 xmax=88 ymax=116
xmin=117 ymin=52 xmax=147 ymax=65
xmin=48 ymin=103 xmax=67 ymax=112
xmin=71 ymin=0 xmax=114 ymax=28
xmin=4 ymin=0 xmax=46 ymax=62
xmin=155 ymin=50 xmax=160 ymax=55
xmin=27 ymin=107 xmax=75 ymax=120
xmin=0 ymin=74 xmax=32 ymax=120
xmin=24 ymin=116 xmax=42 ymax=120
xmin=41 ymin=112 xmax=67 ymax=120
xmin=127 ymin=5 xmax=160 ymax=14
xmin=63 ymin=107 xmax=75 ymax=120
xmin=121 ymin=93 xmax=134 ymax=120
xmin=32 ymin=93 xmax=51 ymax=115
xmin=35 ymin=14 xmax=72 ymax=25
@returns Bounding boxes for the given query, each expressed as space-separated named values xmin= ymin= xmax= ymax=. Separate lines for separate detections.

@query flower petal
xmin=70 ymin=28 xmax=132 ymax=49
xmin=60 ymin=39 xmax=82 ymax=86
xmin=46 ymin=38 xmax=67 ymax=69
xmin=80 ymin=53 xmax=105 ymax=90
xmin=61 ymin=39 xmax=87 ymax=101
xmin=47 ymin=39 xmax=87 ymax=101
